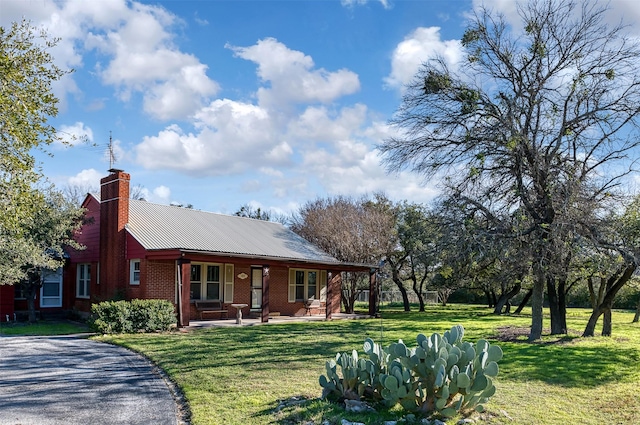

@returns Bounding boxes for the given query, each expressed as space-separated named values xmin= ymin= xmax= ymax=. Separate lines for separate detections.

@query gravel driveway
xmin=0 ymin=335 xmax=179 ymax=425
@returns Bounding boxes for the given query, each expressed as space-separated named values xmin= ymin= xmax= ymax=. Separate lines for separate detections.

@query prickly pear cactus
xmin=319 ymin=349 xmax=374 ymax=401
xmin=319 ymin=325 xmax=503 ymax=418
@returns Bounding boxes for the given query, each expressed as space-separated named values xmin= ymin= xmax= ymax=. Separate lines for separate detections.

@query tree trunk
xmin=583 ymin=306 xmax=603 ymax=337
xmin=26 ymin=285 xmax=38 ymax=323
xmin=493 ymin=282 xmax=521 ymax=315
xmin=547 ymin=277 xmax=566 ymax=335
xmin=392 ymin=275 xmax=411 ymax=312
xmin=484 ymin=290 xmax=494 ymax=308
xmin=583 ymin=262 xmax=636 ymax=337
xmin=388 ymin=258 xmax=411 ymax=312
xmin=558 ymin=278 xmax=568 ymax=331
xmin=514 ymin=288 xmax=532 ymax=314
xmin=633 ymin=298 xmax=639 ymax=323
xmin=529 ymin=266 xmax=545 ymax=341
xmin=439 ymin=289 xmax=450 ymax=306
xmin=412 ymin=271 xmax=429 ymax=312
xmin=602 ymin=309 xmax=612 ymax=336
xmin=415 ymin=287 xmax=425 ymax=312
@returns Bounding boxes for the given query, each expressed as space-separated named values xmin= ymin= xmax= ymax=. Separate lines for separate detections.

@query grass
xmin=0 ymin=319 xmax=90 ymax=336
xmin=97 ymin=304 xmax=640 ymax=425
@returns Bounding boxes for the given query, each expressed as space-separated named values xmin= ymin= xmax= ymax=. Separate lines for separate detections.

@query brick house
xmin=12 ymin=169 xmax=374 ymax=326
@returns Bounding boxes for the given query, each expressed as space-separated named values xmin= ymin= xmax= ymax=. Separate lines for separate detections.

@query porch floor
xmin=186 ymin=312 xmax=371 ymax=329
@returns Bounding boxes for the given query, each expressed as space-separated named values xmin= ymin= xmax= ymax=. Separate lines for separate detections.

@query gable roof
xmin=124 ymin=199 xmax=340 ymax=265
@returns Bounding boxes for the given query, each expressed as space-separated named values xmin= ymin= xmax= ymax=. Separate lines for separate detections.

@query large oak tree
xmin=380 ymin=0 xmax=640 ymax=340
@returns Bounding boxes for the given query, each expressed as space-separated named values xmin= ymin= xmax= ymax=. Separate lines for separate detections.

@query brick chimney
xmin=99 ymin=169 xmax=130 ymax=299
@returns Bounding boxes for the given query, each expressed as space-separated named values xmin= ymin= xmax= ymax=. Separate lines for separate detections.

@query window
xmin=41 ymin=268 xmax=62 ymax=307
xmin=289 ymin=269 xmax=326 ymax=303
xmin=206 ymin=265 xmax=220 ymax=300
xmin=76 ymin=264 xmax=91 ymax=299
xmin=295 ymin=271 xmax=305 ymax=301
xmin=130 ymin=259 xmax=141 ymax=285
xmin=190 ymin=265 xmax=201 ymax=300
xmin=190 ymin=263 xmax=224 ymax=301
xmin=307 ymin=271 xmax=317 ymax=300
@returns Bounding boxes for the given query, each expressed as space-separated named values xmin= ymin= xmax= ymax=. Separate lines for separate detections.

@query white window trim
xmin=288 ymin=269 xmax=325 ymax=303
xmin=76 ymin=263 xmax=90 ymax=299
xmin=130 ymin=259 xmax=141 ymax=285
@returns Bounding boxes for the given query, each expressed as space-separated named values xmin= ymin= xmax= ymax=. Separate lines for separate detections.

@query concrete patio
xmin=186 ymin=312 xmax=371 ymax=329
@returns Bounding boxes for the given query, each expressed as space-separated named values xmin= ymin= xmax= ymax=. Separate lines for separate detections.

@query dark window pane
xmin=207 ymin=282 xmax=219 ymax=300
xmin=307 ymin=284 xmax=316 ymax=299
xmin=191 ymin=283 xmax=201 ymax=300
xmin=191 ymin=265 xmax=201 ymax=282
xmin=43 ymin=282 xmax=58 ymax=296
xmin=207 ymin=265 xmax=220 ymax=282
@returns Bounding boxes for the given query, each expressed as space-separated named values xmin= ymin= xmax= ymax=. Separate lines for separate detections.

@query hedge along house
xmin=65 ymin=169 xmax=378 ymax=327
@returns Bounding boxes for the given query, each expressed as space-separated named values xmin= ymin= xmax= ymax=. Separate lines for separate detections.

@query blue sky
xmin=3 ymin=0 xmax=640 ymax=215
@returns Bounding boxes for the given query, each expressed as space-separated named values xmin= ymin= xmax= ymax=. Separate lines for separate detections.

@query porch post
xmin=178 ymin=259 xmax=191 ymax=327
xmin=261 ymin=265 xmax=270 ymax=323
xmin=326 ymin=271 xmax=333 ymax=320
xmin=368 ymin=268 xmax=377 ymax=317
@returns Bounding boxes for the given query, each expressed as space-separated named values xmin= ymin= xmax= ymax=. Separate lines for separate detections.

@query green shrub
xmin=319 ymin=325 xmax=503 ymax=418
xmin=90 ymin=299 xmax=176 ymax=334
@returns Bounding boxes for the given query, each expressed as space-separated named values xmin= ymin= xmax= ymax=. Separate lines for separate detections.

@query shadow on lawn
xmin=497 ymin=336 xmax=639 ymax=387
xmin=109 ymin=310 xmax=638 ymax=392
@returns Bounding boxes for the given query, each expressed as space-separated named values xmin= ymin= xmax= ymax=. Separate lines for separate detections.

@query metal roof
xmin=125 ymin=200 xmax=340 ymax=264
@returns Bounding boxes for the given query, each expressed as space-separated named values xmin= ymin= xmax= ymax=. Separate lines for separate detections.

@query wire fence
xmin=357 ymin=290 xmax=440 ymax=304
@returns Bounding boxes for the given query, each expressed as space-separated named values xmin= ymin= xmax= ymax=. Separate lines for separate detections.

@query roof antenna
xmin=108 ymin=131 xmax=116 ymax=170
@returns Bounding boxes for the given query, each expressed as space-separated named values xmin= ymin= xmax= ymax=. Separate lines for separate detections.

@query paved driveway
xmin=0 ymin=335 xmax=178 ymax=425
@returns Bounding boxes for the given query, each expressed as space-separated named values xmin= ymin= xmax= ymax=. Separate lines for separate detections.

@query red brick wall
xmin=143 ymin=260 xmax=175 ymax=301
xmin=72 ymin=195 xmax=101 ymax=263
xmin=99 ymin=170 xmax=130 ymax=301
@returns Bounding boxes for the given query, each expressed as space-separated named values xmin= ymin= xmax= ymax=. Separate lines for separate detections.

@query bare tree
xmin=380 ymin=0 xmax=640 ymax=340
xmin=63 ymin=182 xmax=146 ymax=205
xmin=290 ymin=194 xmax=395 ymax=313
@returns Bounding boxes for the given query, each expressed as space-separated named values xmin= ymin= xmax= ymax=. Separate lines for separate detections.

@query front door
xmin=251 ymin=268 xmax=262 ymax=309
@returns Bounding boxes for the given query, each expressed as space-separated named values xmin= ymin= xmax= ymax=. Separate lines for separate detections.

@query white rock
xmin=500 ymin=410 xmax=514 ymax=420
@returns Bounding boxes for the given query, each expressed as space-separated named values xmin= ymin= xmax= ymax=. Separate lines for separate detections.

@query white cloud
xmin=472 ymin=0 xmax=640 ymax=37
xmin=301 ymin=141 xmax=440 ymax=204
xmin=136 ymin=185 xmax=171 ymax=204
xmin=228 ymin=38 xmax=360 ymax=108
xmin=385 ymin=27 xmax=463 ymax=89
xmin=67 ymin=168 xmax=103 ymax=189
xmin=135 ymin=98 xmax=288 ymax=175
xmin=151 ymin=185 xmax=171 ymax=203
xmin=85 ymin=3 xmax=219 ymax=120
xmin=56 ymin=122 xmax=94 ymax=146
xmin=341 ymin=0 xmax=391 ymax=10
xmin=2 ymin=0 xmax=219 ymax=121
xmin=288 ymin=104 xmax=368 ymax=143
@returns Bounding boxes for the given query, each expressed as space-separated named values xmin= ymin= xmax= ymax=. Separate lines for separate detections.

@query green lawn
xmin=98 ymin=305 xmax=640 ymax=425
xmin=0 ymin=319 xmax=90 ymax=336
